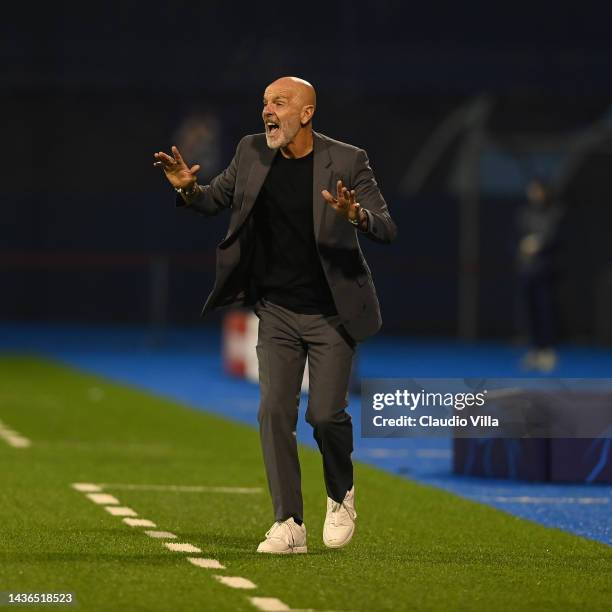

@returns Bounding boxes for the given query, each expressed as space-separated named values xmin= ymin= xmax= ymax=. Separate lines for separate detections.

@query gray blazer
xmin=177 ymin=130 xmax=397 ymax=342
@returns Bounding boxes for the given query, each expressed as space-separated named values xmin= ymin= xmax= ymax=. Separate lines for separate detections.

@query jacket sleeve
xmin=175 ymin=137 xmax=245 ymax=216
xmin=352 ymin=148 xmax=397 ymax=244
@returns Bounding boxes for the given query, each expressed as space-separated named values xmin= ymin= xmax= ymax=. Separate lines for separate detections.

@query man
xmin=516 ymin=178 xmax=564 ymax=373
xmin=154 ymin=76 xmax=396 ymax=554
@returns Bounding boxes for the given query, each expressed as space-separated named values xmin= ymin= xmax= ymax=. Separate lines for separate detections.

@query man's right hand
xmin=153 ymin=145 xmax=201 ymax=190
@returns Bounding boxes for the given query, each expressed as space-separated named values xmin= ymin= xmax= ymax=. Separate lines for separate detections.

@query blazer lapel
xmin=229 ymin=144 xmax=276 ymax=234
xmin=313 ymin=131 xmax=333 ymax=240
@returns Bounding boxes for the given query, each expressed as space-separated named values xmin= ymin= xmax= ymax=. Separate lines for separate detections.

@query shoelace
xmin=330 ymin=501 xmax=350 ymax=527
xmin=264 ymin=520 xmax=296 ymax=546
xmin=264 ymin=521 xmax=281 ymax=538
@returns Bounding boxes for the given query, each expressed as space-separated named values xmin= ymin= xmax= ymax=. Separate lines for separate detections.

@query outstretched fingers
xmin=153 ymin=151 xmax=177 ymax=168
xmin=322 ymin=189 xmax=344 ymax=214
xmin=171 ymin=145 xmax=185 ymax=165
xmin=322 ymin=185 xmax=360 ymax=219
xmin=336 ymin=179 xmax=345 ymax=202
xmin=321 ymin=189 xmax=337 ymax=204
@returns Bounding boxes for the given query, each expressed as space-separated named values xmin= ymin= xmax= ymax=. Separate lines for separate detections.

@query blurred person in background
xmin=173 ymin=110 xmax=222 ymax=181
xmin=516 ymin=178 xmax=565 ymax=372
xmin=153 ymin=76 xmax=397 ymax=554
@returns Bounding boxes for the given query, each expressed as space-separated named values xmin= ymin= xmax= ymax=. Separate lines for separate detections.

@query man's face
xmin=262 ymin=85 xmax=303 ymax=149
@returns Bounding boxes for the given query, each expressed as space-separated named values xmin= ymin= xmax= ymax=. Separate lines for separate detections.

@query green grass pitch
xmin=0 ymin=356 xmax=610 ymax=611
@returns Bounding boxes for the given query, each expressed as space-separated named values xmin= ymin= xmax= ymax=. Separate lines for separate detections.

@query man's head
xmin=262 ymin=76 xmax=316 ymax=149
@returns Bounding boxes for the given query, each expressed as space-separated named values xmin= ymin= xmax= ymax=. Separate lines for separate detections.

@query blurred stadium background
xmin=2 ymin=2 xmax=611 ymax=610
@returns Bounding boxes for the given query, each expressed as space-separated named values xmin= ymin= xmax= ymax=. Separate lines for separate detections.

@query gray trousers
xmin=254 ymin=297 xmax=356 ymax=523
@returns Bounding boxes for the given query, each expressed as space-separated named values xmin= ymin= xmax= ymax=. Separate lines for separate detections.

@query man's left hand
xmin=322 ymin=180 xmax=368 ymax=231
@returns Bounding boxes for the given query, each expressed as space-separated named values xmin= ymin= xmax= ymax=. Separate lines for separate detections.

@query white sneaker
xmin=256 ymin=517 xmax=307 ymax=554
xmin=323 ymin=486 xmax=357 ymax=549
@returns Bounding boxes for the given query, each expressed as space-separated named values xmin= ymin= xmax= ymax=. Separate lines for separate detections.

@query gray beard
xmin=265 ymin=122 xmax=300 ymax=150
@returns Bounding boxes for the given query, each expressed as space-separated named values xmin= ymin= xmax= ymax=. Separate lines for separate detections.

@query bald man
xmin=154 ymin=76 xmax=397 ymax=554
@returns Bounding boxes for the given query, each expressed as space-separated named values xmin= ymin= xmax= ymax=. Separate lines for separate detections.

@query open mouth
xmin=266 ymin=121 xmax=280 ymax=136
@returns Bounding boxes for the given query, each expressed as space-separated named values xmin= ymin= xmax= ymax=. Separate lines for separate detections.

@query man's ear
xmin=300 ymin=105 xmax=315 ymax=126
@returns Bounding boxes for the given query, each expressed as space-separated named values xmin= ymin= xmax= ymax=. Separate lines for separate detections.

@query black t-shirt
xmin=251 ymin=150 xmax=336 ymax=315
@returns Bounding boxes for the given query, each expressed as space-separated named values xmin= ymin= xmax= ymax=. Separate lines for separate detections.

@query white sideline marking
xmin=187 ymin=557 xmax=226 ymax=570
xmin=69 ymin=483 xmax=314 ymax=611
xmin=86 ymin=493 xmax=120 ymax=505
xmin=249 ymin=597 xmax=290 ymax=611
xmin=165 ymin=542 xmax=201 ymax=553
xmin=5 ymin=436 xmax=31 ymax=448
xmin=0 ymin=420 xmax=31 ymax=448
xmin=72 ymin=483 xmax=102 ymax=492
xmin=100 ymin=483 xmax=262 ymax=494
xmin=145 ymin=530 xmax=177 ymax=539
xmin=105 ymin=506 xmax=138 ymax=517
xmin=123 ymin=518 xmax=157 ymax=527
xmin=214 ymin=575 xmax=256 ymax=590
xmin=482 ymin=495 xmax=609 ymax=505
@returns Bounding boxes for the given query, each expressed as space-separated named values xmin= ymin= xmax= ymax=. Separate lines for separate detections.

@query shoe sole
xmin=257 ymin=545 xmax=307 ymax=554
xmin=323 ymin=523 xmax=355 ymax=549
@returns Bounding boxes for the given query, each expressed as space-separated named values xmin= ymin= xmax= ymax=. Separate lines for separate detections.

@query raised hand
xmin=153 ymin=145 xmax=201 ymax=190
xmin=322 ymin=180 xmax=364 ymax=227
